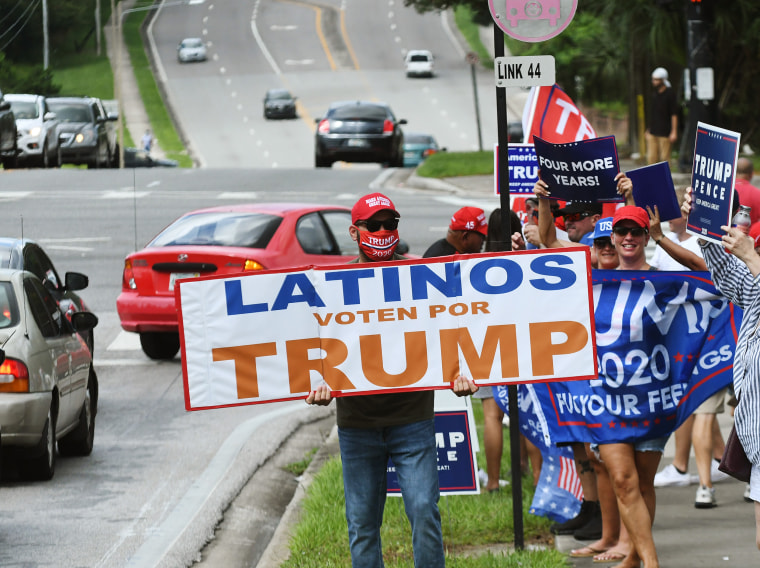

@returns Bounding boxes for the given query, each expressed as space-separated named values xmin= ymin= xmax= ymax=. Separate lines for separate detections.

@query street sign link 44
xmin=495 ymin=55 xmax=555 ymax=88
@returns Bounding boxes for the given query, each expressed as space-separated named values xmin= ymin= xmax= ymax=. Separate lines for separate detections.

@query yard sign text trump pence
xmin=177 ymin=249 xmax=597 ymax=411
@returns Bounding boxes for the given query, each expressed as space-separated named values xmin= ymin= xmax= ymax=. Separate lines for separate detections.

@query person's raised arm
xmin=647 ymin=205 xmax=707 ymax=271
xmin=535 ymin=180 xmax=569 ymax=249
xmin=615 ymin=172 xmax=635 ymax=206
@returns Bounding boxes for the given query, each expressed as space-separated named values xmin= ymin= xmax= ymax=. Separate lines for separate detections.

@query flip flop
xmin=569 ymin=545 xmax=608 ymax=558
xmin=593 ymin=550 xmax=627 ymax=563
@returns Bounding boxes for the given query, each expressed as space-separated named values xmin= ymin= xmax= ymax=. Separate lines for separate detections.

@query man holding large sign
xmin=306 ymin=193 xmax=477 ymax=568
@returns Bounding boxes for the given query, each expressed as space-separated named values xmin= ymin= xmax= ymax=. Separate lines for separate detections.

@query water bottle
xmin=731 ymin=205 xmax=752 ymax=235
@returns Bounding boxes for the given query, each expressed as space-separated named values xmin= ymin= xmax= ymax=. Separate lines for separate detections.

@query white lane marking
xmin=102 ymin=191 xmax=150 ymax=199
xmin=270 ymin=24 xmax=297 ymax=31
xmin=39 ymin=237 xmax=111 ymax=243
xmin=218 ymin=192 xmax=259 ymax=200
xmin=147 ymin=181 xmax=161 ymax=188
xmin=107 ymin=331 xmax=141 ymax=351
xmin=285 ymin=59 xmax=315 ymax=65
xmin=94 ymin=359 xmax=155 ymax=366
xmin=123 ymin=403 xmax=302 ymax=568
xmin=0 ymin=191 xmax=32 ymax=199
xmin=45 ymin=245 xmax=93 ymax=252
xmin=251 ymin=0 xmax=282 ymax=75
xmin=434 ymin=195 xmax=497 ymax=209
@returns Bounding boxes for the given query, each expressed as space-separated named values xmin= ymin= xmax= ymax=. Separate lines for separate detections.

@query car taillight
xmin=423 ymin=148 xmax=437 ymax=158
xmin=244 ymin=260 xmax=265 ymax=271
xmin=318 ymin=119 xmax=330 ymax=134
xmin=383 ymin=119 xmax=394 ymax=133
xmin=123 ymin=259 xmax=136 ymax=290
xmin=0 ymin=359 xmax=30 ymax=393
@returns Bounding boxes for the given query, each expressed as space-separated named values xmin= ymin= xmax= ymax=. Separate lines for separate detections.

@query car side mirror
xmin=0 ymin=101 xmax=9 ymax=112
xmin=0 ymin=348 xmax=4 ymax=365
xmin=71 ymin=311 xmax=99 ymax=332
xmin=44 ymin=111 xmax=57 ymax=122
xmin=65 ymin=272 xmax=89 ymax=292
xmin=398 ymin=119 xmax=408 ymax=125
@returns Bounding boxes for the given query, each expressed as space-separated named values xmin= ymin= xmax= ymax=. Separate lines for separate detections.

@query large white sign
xmin=177 ymin=250 xmax=597 ymax=411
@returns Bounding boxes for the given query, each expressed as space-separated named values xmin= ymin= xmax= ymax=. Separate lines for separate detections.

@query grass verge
xmin=416 ymin=151 xmax=494 ymax=178
xmin=282 ymin=403 xmax=568 ymax=567
xmin=453 ymin=6 xmax=493 ymax=70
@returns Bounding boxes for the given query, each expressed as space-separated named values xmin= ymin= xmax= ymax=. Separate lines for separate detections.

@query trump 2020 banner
xmin=176 ymin=249 xmax=597 ymax=411
xmin=533 ymin=270 xmax=740 ymax=445
xmin=686 ymin=122 xmax=741 ymax=243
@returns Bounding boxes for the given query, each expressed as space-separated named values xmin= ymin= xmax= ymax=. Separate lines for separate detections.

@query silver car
xmin=5 ymin=94 xmax=62 ymax=168
xmin=0 ymin=269 xmax=98 ymax=480
xmin=178 ymin=38 xmax=207 ymax=63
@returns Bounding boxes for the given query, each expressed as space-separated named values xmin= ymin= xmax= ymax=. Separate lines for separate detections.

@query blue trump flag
xmin=533 ymin=270 xmax=740 ymax=445
xmin=494 ymin=384 xmax=582 ymax=523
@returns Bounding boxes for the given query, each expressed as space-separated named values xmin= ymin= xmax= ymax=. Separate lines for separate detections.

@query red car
xmin=117 ymin=203 xmax=374 ymax=360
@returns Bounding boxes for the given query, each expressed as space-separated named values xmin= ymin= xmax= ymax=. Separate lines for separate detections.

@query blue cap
xmin=591 ymin=217 xmax=613 ymax=240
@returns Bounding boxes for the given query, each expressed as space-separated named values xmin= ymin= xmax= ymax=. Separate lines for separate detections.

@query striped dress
xmin=702 ymin=242 xmax=760 ymax=466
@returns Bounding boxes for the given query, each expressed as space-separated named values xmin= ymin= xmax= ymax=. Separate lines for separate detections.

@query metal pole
xmin=117 ymin=1 xmax=125 ymax=168
xmin=471 ymin=63 xmax=483 ymax=152
xmin=42 ymin=0 xmax=49 ymax=69
xmin=493 ymin=21 xmax=523 ymax=551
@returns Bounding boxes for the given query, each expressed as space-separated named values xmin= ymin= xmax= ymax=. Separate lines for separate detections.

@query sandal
xmin=570 ymin=545 xmax=608 ymax=558
xmin=593 ymin=550 xmax=627 ymax=563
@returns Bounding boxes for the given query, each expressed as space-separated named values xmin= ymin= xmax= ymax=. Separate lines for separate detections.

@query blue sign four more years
xmin=533 ymin=135 xmax=622 ymax=203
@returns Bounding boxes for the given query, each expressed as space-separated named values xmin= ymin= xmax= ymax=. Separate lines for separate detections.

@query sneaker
xmin=550 ymin=500 xmax=598 ymax=535
xmin=695 ymin=485 xmax=716 ymax=508
xmin=710 ymin=459 xmax=731 ymax=484
xmin=654 ymin=464 xmax=693 ymax=487
xmin=744 ymin=483 xmax=753 ymax=503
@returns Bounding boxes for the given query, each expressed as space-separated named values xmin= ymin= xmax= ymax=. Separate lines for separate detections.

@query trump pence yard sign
xmin=177 ymin=249 xmax=597 ymax=411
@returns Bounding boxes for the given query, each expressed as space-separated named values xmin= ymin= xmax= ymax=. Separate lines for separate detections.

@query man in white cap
xmin=646 ymin=67 xmax=679 ymax=165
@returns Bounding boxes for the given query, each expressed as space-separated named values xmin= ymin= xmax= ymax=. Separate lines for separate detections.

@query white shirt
xmin=650 ymin=232 xmax=703 ymax=270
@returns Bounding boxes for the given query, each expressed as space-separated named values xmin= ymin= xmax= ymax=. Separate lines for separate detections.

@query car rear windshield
xmin=409 ymin=54 xmax=431 ymax=62
xmin=330 ymin=105 xmax=388 ymax=121
xmin=405 ymin=133 xmax=434 ymax=144
xmin=47 ymin=102 xmax=91 ymax=123
xmin=9 ymin=101 xmax=39 ymax=119
xmin=148 ymin=212 xmax=283 ymax=248
xmin=0 ymin=282 xmax=19 ymax=329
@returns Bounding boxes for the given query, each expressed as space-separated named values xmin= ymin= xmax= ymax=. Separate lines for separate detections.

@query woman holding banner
xmin=594 ymin=206 xmax=666 ymax=568
xmin=683 ymin=187 xmax=760 ymax=550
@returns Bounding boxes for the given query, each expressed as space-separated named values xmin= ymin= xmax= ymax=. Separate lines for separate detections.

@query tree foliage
xmin=406 ymin=0 xmax=760 ymax=148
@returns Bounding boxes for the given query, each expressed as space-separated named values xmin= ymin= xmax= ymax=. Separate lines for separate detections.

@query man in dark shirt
xmin=306 ymin=192 xmax=477 ymax=567
xmin=646 ymin=67 xmax=679 ymax=165
xmin=422 ymin=206 xmax=488 ymax=258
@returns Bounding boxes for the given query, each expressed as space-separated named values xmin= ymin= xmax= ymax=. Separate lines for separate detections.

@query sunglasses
xmin=356 ymin=218 xmax=400 ymax=232
xmin=593 ymin=237 xmax=614 ymax=249
xmin=612 ymin=226 xmax=648 ymax=237
xmin=562 ymin=211 xmax=593 ymax=223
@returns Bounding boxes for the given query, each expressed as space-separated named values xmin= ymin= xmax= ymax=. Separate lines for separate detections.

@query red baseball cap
xmin=351 ymin=192 xmax=400 ymax=224
xmin=750 ymin=222 xmax=760 ymax=248
xmin=612 ymin=206 xmax=649 ymax=229
xmin=449 ymin=206 xmax=488 ymax=236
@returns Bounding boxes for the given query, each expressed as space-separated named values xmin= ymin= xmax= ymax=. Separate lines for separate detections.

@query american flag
xmin=559 ymin=455 xmax=584 ymax=501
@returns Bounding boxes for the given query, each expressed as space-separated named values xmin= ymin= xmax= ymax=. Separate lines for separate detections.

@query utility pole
xmin=42 ymin=0 xmax=49 ymax=69
xmin=679 ymin=0 xmax=715 ymax=172
xmin=96 ymin=0 xmax=102 ymax=55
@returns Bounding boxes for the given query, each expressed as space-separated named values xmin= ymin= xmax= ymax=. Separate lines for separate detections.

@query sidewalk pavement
xmin=104 ymin=0 xmax=167 ymax=161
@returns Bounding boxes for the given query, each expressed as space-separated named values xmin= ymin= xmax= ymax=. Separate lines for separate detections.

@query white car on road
xmin=177 ymin=38 xmax=207 ymax=63
xmin=405 ymin=49 xmax=434 ymax=78
xmin=5 ymin=93 xmax=62 ymax=168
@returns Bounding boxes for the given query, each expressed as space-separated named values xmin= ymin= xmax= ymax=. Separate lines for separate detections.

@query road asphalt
xmin=107 ymin=5 xmax=759 ymax=566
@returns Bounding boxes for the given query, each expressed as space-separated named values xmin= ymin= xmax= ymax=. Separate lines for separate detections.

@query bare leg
xmin=712 ymin=417 xmax=725 ymax=460
xmin=693 ymin=413 xmax=715 ymax=489
xmin=671 ymin=414 xmax=694 ymax=472
xmin=523 ymin=434 xmax=542 ymax=487
xmin=585 ymin=443 xmax=619 ymax=550
xmin=481 ymin=397 xmax=504 ymax=491
xmin=574 ymin=442 xmax=598 ymax=502
xmin=599 ymin=443 xmax=660 ymax=568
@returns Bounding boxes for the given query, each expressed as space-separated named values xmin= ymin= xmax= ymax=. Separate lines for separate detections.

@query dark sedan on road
xmin=314 ymin=101 xmax=406 ymax=168
xmin=263 ymin=89 xmax=297 ymax=119
xmin=47 ymin=97 xmax=118 ymax=169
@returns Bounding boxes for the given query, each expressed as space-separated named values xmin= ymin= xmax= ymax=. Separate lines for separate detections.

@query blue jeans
xmin=338 ymin=419 xmax=445 ymax=568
